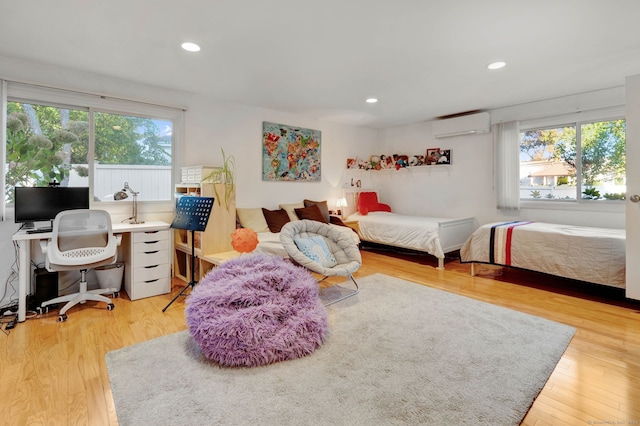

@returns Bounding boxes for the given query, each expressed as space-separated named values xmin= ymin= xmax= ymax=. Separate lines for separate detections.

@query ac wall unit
xmin=432 ymin=112 xmax=491 ymax=138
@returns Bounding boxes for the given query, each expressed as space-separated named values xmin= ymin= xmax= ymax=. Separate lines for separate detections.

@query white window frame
xmin=2 ymin=80 xmax=184 ymax=220
xmin=517 ymin=106 xmax=626 ymax=213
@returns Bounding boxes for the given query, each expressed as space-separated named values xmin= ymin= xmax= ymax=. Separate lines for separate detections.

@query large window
xmin=92 ymin=111 xmax=172 ymax=201
xmin=519 ymin=119 xmax=625 ymax=201
xmin=4 ymin=82 xmax=180 ymax=209
xmin=6 ymin=102 xmax=89 ymax=203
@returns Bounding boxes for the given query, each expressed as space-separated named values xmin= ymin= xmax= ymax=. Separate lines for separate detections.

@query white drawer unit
xmin=123 ymin=228 xmax=171 ymax=300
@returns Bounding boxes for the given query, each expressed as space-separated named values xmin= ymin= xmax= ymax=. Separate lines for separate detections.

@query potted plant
xmin=202 ymin=148 xmax=235 ymax=210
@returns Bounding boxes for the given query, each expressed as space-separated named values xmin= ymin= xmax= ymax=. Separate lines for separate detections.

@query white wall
xmin=0 ymin=56 xmax=376 ymax=307
xmin=182 ymin=97 xmax=377 ymax=209
xmin=374 ymin=122 xmax=494 ymax=226
xmin=369 ymin=88 xmax=627 ymax=229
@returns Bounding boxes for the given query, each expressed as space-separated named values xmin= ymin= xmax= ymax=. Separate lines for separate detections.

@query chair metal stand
xmin=318 ymin=275 xmax=359 ymax=306
xmin=162 ymin=196 xmax=214 ymax=313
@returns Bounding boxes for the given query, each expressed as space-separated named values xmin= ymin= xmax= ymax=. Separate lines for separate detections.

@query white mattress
xmin=460 ymin=221 xmax=626 ymax=288
xmin=347 ymin=212 xmax=447 ymax=258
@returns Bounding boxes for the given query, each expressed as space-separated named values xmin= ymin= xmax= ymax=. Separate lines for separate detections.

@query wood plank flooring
xmin=1 ymin=249 xmax=639 ymax=425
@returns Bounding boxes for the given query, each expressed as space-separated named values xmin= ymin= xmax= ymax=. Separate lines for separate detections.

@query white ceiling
xmin=2 ymin=0 xmax=640 ymax=129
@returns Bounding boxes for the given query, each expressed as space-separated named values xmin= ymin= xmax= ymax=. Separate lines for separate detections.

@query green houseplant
xmin=202 ymin=149 xmax=235 ymax=210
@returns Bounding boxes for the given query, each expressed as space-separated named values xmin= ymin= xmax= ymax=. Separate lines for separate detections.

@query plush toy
xmin=385 ymin=155 xmax=394 ymax=168
xmin=379 ymin=154 xmax=389 ymax=169
xmin=409 ymin=155 xmax=424 ymax=166
xmin=393 ymin=154 xmax=409 ymax=170
xmin=370 ymin=154 xmax=382 ymax=170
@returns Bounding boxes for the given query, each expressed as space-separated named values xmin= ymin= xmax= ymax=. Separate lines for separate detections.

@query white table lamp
xmin=336 ymin=197 xmax=348 ymax=218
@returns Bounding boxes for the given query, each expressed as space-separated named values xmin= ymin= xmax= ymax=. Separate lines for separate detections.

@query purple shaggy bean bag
xmin=185 ymin=253 xmax=328 ymax=367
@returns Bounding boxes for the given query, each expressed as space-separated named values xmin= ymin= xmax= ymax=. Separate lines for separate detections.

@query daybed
xmin=236 ymin=200 xmax=360 ymax=258
xmin=345 ymin=191 xmax=474 ymax=269
xmin=459 ymin=221 xmax=626 ymax=288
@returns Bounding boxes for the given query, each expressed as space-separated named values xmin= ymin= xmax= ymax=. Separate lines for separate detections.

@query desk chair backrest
xmin=47 ymin=209 xmax=118 ymax=270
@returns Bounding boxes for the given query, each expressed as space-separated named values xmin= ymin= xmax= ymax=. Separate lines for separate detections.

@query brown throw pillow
xmin=294 ymin=204 xmax=329 ymax=223
xmin=303 ymin=199 xmax=330 ymax=222
xmin=261 ymin=208 xmax=291 ymax=233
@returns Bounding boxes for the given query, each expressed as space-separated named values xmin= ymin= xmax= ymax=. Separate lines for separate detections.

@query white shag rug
xmin=106 ymin=273 xmax=575 ymax=425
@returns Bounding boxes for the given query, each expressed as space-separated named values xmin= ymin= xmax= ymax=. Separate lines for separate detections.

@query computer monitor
xmin=14 ymin=186 xmax=90 ymax=229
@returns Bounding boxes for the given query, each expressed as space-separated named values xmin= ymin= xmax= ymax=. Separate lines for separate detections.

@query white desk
xmin=12 ymin=220 xmax=170 ymax=322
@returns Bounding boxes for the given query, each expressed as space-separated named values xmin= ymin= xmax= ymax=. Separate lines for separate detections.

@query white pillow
xmin=236 ymin=208 xmax=270 ymax=233
xmin=279 ymin=203 xmax=305 ymax=221
xmin=294 ymin=236 xmax=337 ymax=268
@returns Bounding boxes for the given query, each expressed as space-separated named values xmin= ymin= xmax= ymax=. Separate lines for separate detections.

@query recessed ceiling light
xmin=181 ymin=42 xmax=201 ymax=52
xmin=487 ymin=61 xmax=506 ymax=70
xmin=366 ymin=98 xmax=378 ymax=104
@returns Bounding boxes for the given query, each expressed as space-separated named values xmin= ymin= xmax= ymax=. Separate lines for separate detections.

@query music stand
xmin=162 ymin=196 xmax=214 ymax=312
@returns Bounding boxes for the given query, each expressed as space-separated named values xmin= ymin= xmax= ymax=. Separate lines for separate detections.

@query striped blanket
xmin=460 ymin=221 xmax=626 ymax=288
xmin=488 ymin=221 xmax=533 ymax=265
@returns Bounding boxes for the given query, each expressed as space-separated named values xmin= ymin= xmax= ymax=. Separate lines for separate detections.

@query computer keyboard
xmin=26 ymin=228 xmax=53 ymax=234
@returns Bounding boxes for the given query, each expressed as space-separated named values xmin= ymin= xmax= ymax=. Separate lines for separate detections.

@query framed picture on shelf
xmin=426 ymin=148 xmax=440 ymax=165
xmin=436 ymin=149 xmax=451 ymax=165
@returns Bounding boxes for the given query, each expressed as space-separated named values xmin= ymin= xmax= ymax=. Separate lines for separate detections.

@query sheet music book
xmin=171 ymin=196 xmax=214 ymax=232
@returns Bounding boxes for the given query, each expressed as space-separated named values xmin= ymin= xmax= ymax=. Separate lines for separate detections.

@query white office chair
xmin=39 ymin=209 xmax=121 ymax=322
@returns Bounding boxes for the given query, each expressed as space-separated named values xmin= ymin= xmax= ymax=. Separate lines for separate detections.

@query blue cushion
xmin=294 ymin=236 xmax=337 ymax=268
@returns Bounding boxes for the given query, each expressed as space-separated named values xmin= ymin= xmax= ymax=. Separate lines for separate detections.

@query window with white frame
xmin=519 ymin=118 xmax=626 ymax=201
xmin=4 ymin=82 xmax=181 ymax=210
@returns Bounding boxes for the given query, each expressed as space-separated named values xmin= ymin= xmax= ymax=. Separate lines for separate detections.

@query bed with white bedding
xmin=346 ymin=211 xmax=475 ymax=269
xmin=459 ymin=221 xmax=626 ymax=288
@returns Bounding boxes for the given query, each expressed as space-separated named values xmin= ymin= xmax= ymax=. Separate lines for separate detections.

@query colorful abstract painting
xmin=262 ymin=122 xmax=321 ymax=182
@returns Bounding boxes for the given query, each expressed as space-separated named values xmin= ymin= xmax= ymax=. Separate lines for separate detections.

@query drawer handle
xmin=144 ymin=279 xmax=159 ymax=283
xmin=143 ymin=250 xmax=159 ymax=254
xmin=145 ymin=231 xmax=159 ymax=235
xmin=144 ymin=265 xmax=159 ymax=269
xmin=144 ymin=241 xmax=159 ymax=244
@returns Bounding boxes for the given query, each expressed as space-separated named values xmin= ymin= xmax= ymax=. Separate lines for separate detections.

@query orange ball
xmin=231 ymin=228 xmax=259 ymax=253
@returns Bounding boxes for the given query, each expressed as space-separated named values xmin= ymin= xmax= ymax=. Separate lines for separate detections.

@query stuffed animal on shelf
xmin=393 ymin=154 xmax=409 ymax=170
xmin=409 ymin=155 xmax=425 ymax=166
xmin=370 ymin=154 xmax=382 ymax=170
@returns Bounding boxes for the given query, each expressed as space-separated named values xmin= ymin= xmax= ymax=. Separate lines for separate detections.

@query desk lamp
xmin=336 ymin=197 xmax=348 ymax=219
xmin=114 ymin=182 xmax=144 ymax=224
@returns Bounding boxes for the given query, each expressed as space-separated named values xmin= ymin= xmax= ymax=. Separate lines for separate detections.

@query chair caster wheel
xmin=37 ymin=306 xmax=48 ymax=315
xmin=57 ymin=314 xmax=68 ymax=322
xmin=113 ymin=291 xmax=119 ymax=298
xmin=107 ymin=303 xmax=115 ymax=311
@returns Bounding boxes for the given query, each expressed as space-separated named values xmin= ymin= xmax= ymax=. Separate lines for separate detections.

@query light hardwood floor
xmin=1 ymin=249 xmax=639 ymax=425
